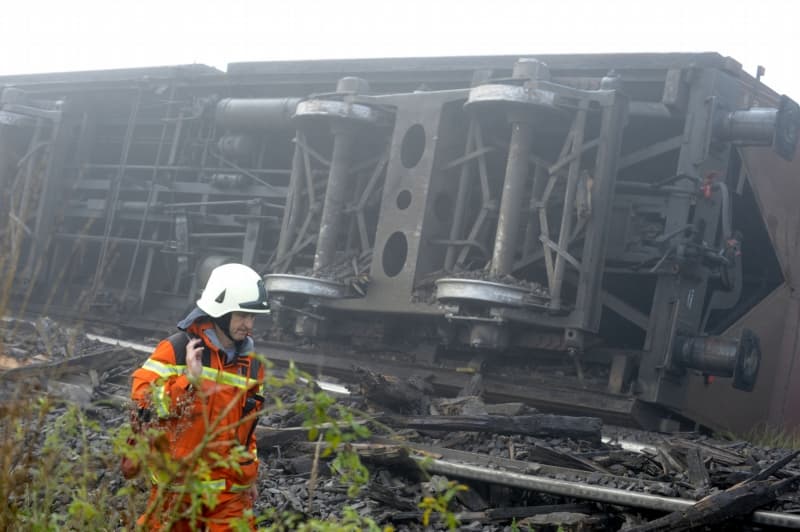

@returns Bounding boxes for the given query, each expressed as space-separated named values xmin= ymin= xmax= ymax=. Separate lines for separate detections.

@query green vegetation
xmin=0 ymin=355 xmax=464 ymax=530
xmin=419 ymin=477 xmax=468 ymax=529
xmin=0 ymin=395 xmax=140 ymax=530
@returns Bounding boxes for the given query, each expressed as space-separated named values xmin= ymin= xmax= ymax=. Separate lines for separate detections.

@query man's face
xmin=228 ymin=312 xmax=256 ymax=341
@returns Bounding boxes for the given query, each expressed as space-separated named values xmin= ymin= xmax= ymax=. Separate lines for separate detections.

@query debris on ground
xmin=2 ymin=317 xmax=800 ymax=531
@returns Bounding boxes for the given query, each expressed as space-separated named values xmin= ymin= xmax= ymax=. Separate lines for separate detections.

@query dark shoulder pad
xmin=168 ymin=331 xmax=212 ymax=367
xmin=249 ymin=356 xmax=261 ymax=380
xmin=167 ymin=331 xmax=190 ymax=365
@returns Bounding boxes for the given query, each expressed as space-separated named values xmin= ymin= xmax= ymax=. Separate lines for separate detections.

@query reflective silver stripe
xmin=229 ymin=483 xmax=252 ymax=492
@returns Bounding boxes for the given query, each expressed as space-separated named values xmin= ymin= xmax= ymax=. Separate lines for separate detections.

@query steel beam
xmin=419 ymin=458 xmax=800 ymax=529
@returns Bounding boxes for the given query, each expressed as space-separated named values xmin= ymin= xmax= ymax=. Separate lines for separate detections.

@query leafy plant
xmin=418 ymin=477 xmax=468 ymax=530
xmin=0 ymin=395 xmax=141 ymax=531
xmin=260 ymin=506 xmax=394 ymax=532
xmin=0 ymin=352 xmax=468 ymax=531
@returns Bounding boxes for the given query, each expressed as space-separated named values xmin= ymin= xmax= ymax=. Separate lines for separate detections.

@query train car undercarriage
xmin=1 ymin=53 xmax=798 ymax=432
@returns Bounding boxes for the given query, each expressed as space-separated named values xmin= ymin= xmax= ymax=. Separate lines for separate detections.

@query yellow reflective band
xmin=201 ymin=479 xmax=226 ymax=492
xmin=162 ymin=479 xmax=227 ymax=492
xmin=200 ymin=367 xmax=255 ymax=390
xmin=143 ymin=358 xmax=185 ymax=378
xmin=155 ymin=386 xmax=170 ymax=418
xmin=145 ymin=358 xmax=259 ymax=390
xmin=229 ymin=483 xmax=252 ymax=493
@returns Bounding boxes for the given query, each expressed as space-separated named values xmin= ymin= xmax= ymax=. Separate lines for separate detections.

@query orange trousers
xmin=137 ymin=488 xmax=255 ymax=531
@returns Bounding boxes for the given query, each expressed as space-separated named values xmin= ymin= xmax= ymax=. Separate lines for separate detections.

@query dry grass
xmin=741 ymin=423 xmax=800 ymax=450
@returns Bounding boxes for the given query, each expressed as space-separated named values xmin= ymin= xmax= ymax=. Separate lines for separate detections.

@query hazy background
xmin=1 ymin=0 xmax=796 ymax=97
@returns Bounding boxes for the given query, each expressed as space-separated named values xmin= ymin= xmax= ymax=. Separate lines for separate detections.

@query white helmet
xmin=196 ymin=263 xmax=270 ymax=317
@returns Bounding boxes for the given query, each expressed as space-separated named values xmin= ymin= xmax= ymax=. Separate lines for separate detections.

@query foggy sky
xmin=2 ymin=0 xmax=797 ymax=98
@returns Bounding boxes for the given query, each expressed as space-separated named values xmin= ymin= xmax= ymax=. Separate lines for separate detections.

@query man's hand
xmin=250 ymin=483 xmax=258 ymax=501
xmin=186 ymin=338 xmax=204 ymax=379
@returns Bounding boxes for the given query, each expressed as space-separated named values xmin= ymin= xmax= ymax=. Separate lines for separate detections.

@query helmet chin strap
xmin=213 ymin=313 xmax=235 ymax=344
xmin=212 ymin=313 xmax=244 ymax=354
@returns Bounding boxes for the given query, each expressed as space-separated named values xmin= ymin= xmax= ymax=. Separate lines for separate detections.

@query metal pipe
xmin=81 ymin=163 xmax=293 ymax=176
xmin=163 ymin=199 xmax=281 ymax=209
xmin=674 ymin=335 xmax=738 ymax=377
xmin=715 ymin=108 xmax=779 ymax=144
xmin=91 ymin=89 xmax=142 ymax=294
xmin=71 ymin=200 xmax=276 ymax=212
xmin=416 ymin=457 xmax=800 ymax=529
xmin=15 ymin=141 xmax=51 ymax=169
xmin=275 ymin=143 xmax=304 ymax=265
xmin=55 ymin=233 xmax=164 ymax=246
xmin=217 ymin=134 xmax=257 ymax=158
xmin=188 ymin=232 xmax=247 ymax=238
xmin=522 ymin=164 xmax=547 ymax=260
xmin=673 ymin=329 xmax=761 ymax=392
xmin=124 ymin=90 xmax=175 ymax=304
xmin=5 ymin=120 xmax=45 ymax=284
xmin=2 ymin=103 xmax=62 ymax=121
xmin=550 ymin=107 xmax=587 ymax=309
xmin=137 ymin=229 xmax=158 ymax=313
xmin=445 ymin=120 xmax=476 ymax=271
xmin=125 ymin=90 xmax=178 ymax=304
xmin=118 ymin=201 xmax=151 ymax=212
xmin=313 ymin=126 xmax=355 ymax=273
xmin=215 ymin=98 xmax=301 ymax=131
xmin=628 ymin=102 xmax=676 ymax=120
xmin=490 ymin=120 xmax=533 ymax=277
xmin=614 ymin=181 xmax=694 ymax=195
xmin=433 ymin=239 xmax=490 ymax=258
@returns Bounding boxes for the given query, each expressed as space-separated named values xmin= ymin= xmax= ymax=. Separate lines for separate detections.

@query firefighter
xmin=129 ymin=263 xmax=270 ymax=531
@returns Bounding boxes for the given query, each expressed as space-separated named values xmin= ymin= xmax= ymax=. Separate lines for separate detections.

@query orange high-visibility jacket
xmin=131 ymin=320 xmax=264 ymax=493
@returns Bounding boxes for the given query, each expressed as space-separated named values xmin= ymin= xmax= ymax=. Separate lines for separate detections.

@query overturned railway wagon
xmin=1 ymin=53 xmax=799 ymax=433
